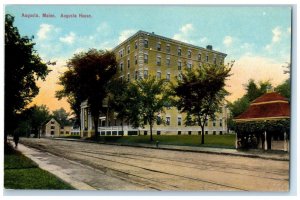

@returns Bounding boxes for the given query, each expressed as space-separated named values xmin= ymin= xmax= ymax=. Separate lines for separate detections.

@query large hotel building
xmin=80 ymin=30 xmax=229 ymax=137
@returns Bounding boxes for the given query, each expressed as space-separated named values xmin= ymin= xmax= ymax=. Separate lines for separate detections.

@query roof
xmin=113 ymin=30 xmax=227 ymax=57
xmin=235 ymin=92 xmax=290 ymax=122
xmin=251 ymin=92 xmax=288 ymax=104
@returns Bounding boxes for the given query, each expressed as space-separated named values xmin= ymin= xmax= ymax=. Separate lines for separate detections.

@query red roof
xmin=235 ymin=92 xmax=290 ymax=121
xmin=252 ymin=92 xmax=288 ymax=104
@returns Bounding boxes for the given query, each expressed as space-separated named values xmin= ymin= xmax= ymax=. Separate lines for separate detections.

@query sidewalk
xmin=54 ymin=138 xmax=290 ymax=161
xmin=10 ymin=141 xmax=149 ymax=191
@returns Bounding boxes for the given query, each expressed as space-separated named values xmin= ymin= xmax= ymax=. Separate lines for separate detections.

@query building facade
xmin=42 ymin=118 xmax=80 ymax=137
xmin=81 ymin=30 xmax=229 ymax=137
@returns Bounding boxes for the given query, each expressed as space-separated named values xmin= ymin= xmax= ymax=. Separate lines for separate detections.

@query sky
xmin=5 ymin=5 xmax=292 ymax=112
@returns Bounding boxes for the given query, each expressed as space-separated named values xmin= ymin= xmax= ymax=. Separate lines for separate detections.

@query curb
xmin=52 ymin=137 xmax=289 ymax=161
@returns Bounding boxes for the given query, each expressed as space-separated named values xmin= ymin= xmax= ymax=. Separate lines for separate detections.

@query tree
xmin=30 ymin=105 xmax=51 ymax=138
xmin=5 ymin=14 xmax=50 ymax=143
xmin=57 ymin=49 xmax=117 ymax=140
xmin=174 ymin=62 xmax=233 ymax=144
xmin=123 ymin=76 xmax=170 ymax=141
xmin=52 ymin=108 xmax=71 ymax=127
xmin=245 ymin=79 xmax=272 ymax=102
xmin=275 ymin=63 xmax=291 ymax=100
xmin=229 ymin=79 xmax=272 ymax=118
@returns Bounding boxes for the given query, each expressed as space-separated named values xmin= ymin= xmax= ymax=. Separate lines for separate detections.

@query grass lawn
xmin=4 ymin=144 xmax=74 ymax=190
xmin=94 ymin=134 xmax=236 ymax=149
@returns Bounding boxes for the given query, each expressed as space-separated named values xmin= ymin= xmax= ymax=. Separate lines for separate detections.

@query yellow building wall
xmin=111 ymin=31 xmax=228 ymax=135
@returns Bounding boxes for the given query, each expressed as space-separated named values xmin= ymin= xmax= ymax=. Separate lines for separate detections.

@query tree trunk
xmin=201 ymin=125 xmax=205 ymax=144
xmin=150 ymin=121 xmax=153 ymax=142
xmin=94 ymin=115 xmax=99 ymax=141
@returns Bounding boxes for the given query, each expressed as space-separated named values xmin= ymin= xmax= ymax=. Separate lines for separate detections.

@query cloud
xmin=180 ymin=23 xmax=194 ymax=34
xmin=223 ymin=36 xmax=233 ymax=47
xmin=118 ymin=29 xmax=136 ymax=43
xmin=59 ymin=32 xmax=76 ymax=44
xmin=37 ymin=24 xmax=55 ymax=40
xmin=272 ymin=26 xmax=282 ymax=43
xmin=173 ymin=23 xmax=195 ymax=43
xmin=96 ymin=22 xmax=110 ymax=33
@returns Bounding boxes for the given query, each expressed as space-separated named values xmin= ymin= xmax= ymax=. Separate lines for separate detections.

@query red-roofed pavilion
xmin=234 ymin=92 xmax=290 ymax=151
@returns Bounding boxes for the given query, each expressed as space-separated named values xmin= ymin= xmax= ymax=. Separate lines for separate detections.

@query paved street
xmin=18 ymin=138 xmax=289 ymax=191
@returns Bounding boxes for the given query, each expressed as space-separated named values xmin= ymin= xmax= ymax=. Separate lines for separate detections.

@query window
xmin=178 ymin=61 xmax=182 ymax=70
xmin=206 ymin=55 xmax=209 ymax=62
xmin=166 ymin=73 xmax=170 ymax=81
xmin=144 ymin=70 xmax=148 ymax=79
xmin=144 ymin=54 xmax=148 ymax=64
xmin=220 ymin=58 xmax=223 ymax=65
xmin=187 ymin=63 xmax=192 ymax=70
xmin=157 ymin=131 xmax=161 ymax=135
xmin=157 ymin=43 xmax=161 ymax=51
xmin=205 ymin=131 xmax=208 ymax=135
xmin=166 ymin=117 xmax=170 ymax=125
xmin=119 ymin=50 xmax=123 ymax=58
xmin=156 ymin=71 xmax=161 ymax=79
xmin=220 ymin=119 xmax=223 ymax=127
xmin=214 ymin=57 xmax=217 ymax=65
xmin=220 ymin=131 xmax=223 ymax=135
xmin=166 ymin=44 xmax=170 ymax=53
xmin=178 ymin=131 xmax=181 ymax=135
xmin=198 ymin=53 xmax=201 ymax=61
xmin=188 ymin=50 xmax=192 ymax=58
xmin=135 ymin=55 xmax=138 ymax=65
xmin=66 ymin=131 xmax=69 ymax=134
xmin=178 ymin=117 xmax=182 ymax=126
xmin=144 ymin=39 xmax=148 ymax=48
xmin=205 ymin=121 xmax=208 ymax=126
xmin=144 ymin=131 xmax=148 ymax=135
xmin=188 ymin=131 xmax=192 ymax=135
xmin=51 ymin=126 xmax=55 ymax=129
xmin=51 ymin=131 xmax=54 ymax=135
xmin=157 ymin=116 xmax=161 ymax=125
xmin=178 ymin=48 xmax=182 ymax=56
xmin=156 ymin=56 xmax=161 ymax=66
xmin=51 ymin=121 xmax=55 ymax=124
xmin=127 ymin=45 xmax=130 ymax=54
xmin=213 ymin=131 xmax=216 ymax=135
xmin=120 ymin=63 xmax=123 ymax=72
xmin=60 ymin=131 xmax=64 ymax=134
xmin=138 ymin=71 xmax=143 ymax=79
xmin=135 ymin=71 xmax=138 ymax=80
xmin=127 ymin=59 xmax=130 ymax=68
xmin=127 ymin=73 xmax=130 ymax=82
xmin=135 ymin=41 xmax=138 ymax=49
xmin=213 ymin=120 xmax=216 ymax=127
xmin=166 ymin=58 xmax=170 ymax=66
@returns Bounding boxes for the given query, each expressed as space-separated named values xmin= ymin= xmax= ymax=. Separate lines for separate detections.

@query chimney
xmin=206 ymin=45 xmax=213 ymax=50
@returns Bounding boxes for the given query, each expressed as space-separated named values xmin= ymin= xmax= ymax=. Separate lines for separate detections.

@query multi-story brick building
xmin=80 ymin=30 xmax=229 ymax=137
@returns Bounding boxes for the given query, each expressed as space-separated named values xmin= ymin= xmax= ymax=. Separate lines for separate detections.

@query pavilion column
xmin=264 ymin=131 xmax=268 ymax=150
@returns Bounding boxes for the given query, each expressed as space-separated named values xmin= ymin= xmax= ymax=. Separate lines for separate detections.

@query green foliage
xmin=275 ymin=79 xmax=291 ymax=100
xmin=57 ymin=49 xmax=117 ymax=139
xmin=121 ymin=76 xmax=171 ymax=141
xmin=232 ymin=119 xmax=290 ymax=135
xmin=173 ymin=62 xmax=233 ymax=144
xmin=52 ymin=107 xmax=71 ymax=127
xmin=229 ymin=79 xmax=272 ymax=118
xmin=5 ymin=14 xmax=50 ymax=138
xmin=15 ymin=105 xmax=51 ymax=137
